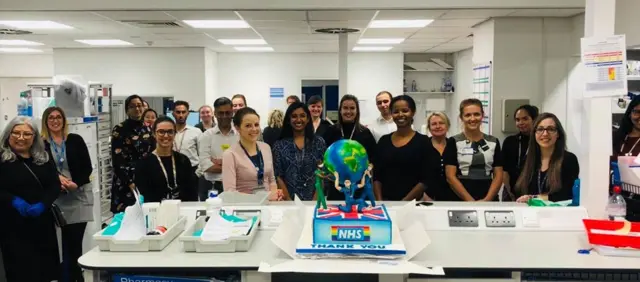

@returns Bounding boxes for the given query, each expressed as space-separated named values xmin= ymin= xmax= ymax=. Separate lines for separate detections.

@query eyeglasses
xmin=155 ymin=130 xmax=175 ymax=136
xmin=128 ymin=104 xmax=144 ymax=109
xmin=535 ymin=127 xmax=558 ymax=135
xmin=10 ymin=131 xmax=34 ymax=139
xmin=48 ymin=115 xmax=63 ymax=121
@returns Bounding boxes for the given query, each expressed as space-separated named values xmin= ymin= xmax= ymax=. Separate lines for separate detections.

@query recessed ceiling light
xmin=234 ymin=46 xmax=274 ymax=52
xmin=0 ymin=47 xmax=43 ymax=53
xmin=353 ymin=46 xmax=393 ymax=52
xmin=218 ymin=39 xmax=266 ymax=45
xmin=369 ymin=20 xmax=433 ymax=29
xmin=0 ymin=40 xmax=44 ymax=46
xmin=75 ymin=39 xmax=134 ymax=46
xmin=183 ymin=20 xmax=250 ymax=29
xmin=0 ymin=21 xmax=73 ymax=29
xmin=358 ymin=38 xmax=405 ymax=45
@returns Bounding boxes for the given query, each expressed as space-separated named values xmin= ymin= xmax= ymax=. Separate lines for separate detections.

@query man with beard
xmin=172 ymin=101 xmax=202 ymax=180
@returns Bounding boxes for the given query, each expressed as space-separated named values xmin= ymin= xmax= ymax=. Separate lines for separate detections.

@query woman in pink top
xmin=222 ymin=107 xmax=282 ymax=200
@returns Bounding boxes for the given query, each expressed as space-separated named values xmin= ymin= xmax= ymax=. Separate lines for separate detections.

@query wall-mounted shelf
xmin=404 ymin=92 xmax=454 ymax=95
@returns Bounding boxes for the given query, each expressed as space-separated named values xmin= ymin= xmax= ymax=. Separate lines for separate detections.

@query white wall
xmin=0 ymin=53 xmax=54 ymax=78
xmin=204 ymin=48 xmax=218 ymax=107
xmin=53 ymin=48 xmax=208 ymax=107
xmin=217 ymin=52 xmax=403 ymax=126
xmin=451 ymin=48 xmax=474 ymax=133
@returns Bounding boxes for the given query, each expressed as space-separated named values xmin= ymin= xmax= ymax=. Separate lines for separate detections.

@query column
xmin=338 ymin=33 xmax=349 ymax=99
xmin=580 ymin=0 xmax=616 ymax=218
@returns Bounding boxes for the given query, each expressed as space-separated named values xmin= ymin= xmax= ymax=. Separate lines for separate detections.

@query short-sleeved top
xmin=443 ymin=133 xmax=503 ymax=200
xmin=519 ymin=151 xmax=579 ymax=202
xmin=198 ymin=126 xmax=239 ymax=182
xmin=273 ymin=136 xmax=326 ymax=200
xmin=502 ymin=133 xmax=530 ymax=189
xmin=373 ymin=133 xmax=430 ymax=201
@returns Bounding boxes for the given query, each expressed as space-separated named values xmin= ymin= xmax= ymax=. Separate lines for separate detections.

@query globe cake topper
xmin=316 ymin=139 xmax=376 ymax=213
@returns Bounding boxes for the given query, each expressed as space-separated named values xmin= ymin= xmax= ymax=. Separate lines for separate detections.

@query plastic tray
xmin=583 ymin=219 xmax=640 ymax=249
xmin=93 ymin=216 xmax=187 ymax=252
xmin=218 ymin=191 xmax=269 ymax=206
xmin=180 ymin=216 xmax=260 ymax=253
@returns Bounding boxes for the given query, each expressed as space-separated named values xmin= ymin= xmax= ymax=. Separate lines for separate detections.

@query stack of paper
xmin=200 ymin=213 xmax=255 ymax=241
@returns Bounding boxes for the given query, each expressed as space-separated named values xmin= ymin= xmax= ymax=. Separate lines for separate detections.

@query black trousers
xmin=61 ymin=222 xmax=87 ymax=282
xmin=198 ymin=176 xmax=223 ymax=201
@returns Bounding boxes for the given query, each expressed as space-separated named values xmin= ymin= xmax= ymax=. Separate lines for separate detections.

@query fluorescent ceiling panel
xmin=75 ymin=39 xmax=133 ymax=46
xmin=183 ymin=20 xmax=250 ymax=29
xmin=234 ymin=46 xmax=274 ymax=51
xmin=0 ymin=40 xmax=44 ymax=46
xmin=358 ymin=38 xmax=405 ymax=44
xmin=353 ymin=46 xmax=393 ymax=51
xmin=218 ymin=39 xmax=266 ymax=45
xmin=0 ymin=21 xmax=73 ymax=29
xmin=369 ymin=20 xmax=433 ymax=28
xmin=0 ymin=47 xmax=43 ymax=53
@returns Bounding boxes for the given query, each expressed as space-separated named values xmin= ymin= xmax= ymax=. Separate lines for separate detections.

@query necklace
xmin=174 ymin=127 xmax=187 ymax=153
xmin=620 ymin=135 xmax=640 ymax=156
xmin=537 ymin=170 xmax=548 ymax=195
xmin=153 ymin=150 xmax=177 ymax=198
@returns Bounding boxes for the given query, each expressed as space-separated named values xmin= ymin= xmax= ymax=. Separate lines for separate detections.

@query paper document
xmin=201 ymin=213 xmax=254 ymax=241
xmin=114 ymin=203 xmax=147 ymax=240
xmin=580 ymin=35 xmax=628 ymax=98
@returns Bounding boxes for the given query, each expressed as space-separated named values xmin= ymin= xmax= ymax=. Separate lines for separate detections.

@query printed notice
xmin=580 ymin=35 xmax=628 ymax=98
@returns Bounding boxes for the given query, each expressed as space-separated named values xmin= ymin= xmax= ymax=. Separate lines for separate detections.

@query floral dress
xmin=110 ymin=118 xmax=155 ymax=213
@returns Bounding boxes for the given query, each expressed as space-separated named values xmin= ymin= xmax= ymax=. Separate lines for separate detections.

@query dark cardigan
xmin=44 ymin=133 xmax=93 ymax=187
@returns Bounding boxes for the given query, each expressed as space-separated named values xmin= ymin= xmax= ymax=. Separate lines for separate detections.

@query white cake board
xmin=259 ymin=200 xmax=444 ymax=276
xmin=295 ymin=207 xmax=406 ymax=258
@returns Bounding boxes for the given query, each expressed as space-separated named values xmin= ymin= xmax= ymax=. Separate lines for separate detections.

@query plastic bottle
xmin=17 ymin=92 xmax=28 ymax=116
xmin=606 ymin=186 xmax=626 ymax=221
xmin=411 ymin=80 xmax=417 ymax=92
xmin=206 ymin=196 xmax=223 ymax=217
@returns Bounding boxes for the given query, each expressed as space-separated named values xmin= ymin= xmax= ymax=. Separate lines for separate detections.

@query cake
xmin=313 ymin=204 xmax=391 ymax=245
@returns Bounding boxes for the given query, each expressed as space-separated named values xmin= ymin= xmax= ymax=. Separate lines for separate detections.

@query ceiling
xmin=0 ymin=9 xmax=585 ymax=53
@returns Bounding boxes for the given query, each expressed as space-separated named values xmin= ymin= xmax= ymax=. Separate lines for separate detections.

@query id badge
xmin=461 ymin=147 xmax=474 ymax=155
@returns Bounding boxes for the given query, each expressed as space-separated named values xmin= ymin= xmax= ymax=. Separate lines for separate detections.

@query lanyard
xmin=153 ymin=151 xmax=177 ymax=191
xmin=50 ymin=138 xmax=66 ymax=170
xmin=620 ymin=135 xmax=640 ymax=156
xmin=517 ymin=135 xmax=529 ymax=169
xmin=537 ymin=170 xmax=548 ymax=195
xmin=174 ymin=127 xmax=187 ymax=153
xmin=340 ymin=125 xmax=356 ymax=140
xmin=239 ymin=142 xmax=264 ymax=186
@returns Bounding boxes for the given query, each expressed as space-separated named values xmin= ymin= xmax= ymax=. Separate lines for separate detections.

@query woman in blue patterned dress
xmin=110 ymin=95 xmax=155 ymax=213
xmin=273 ymin=102 xmax=326 ymax=200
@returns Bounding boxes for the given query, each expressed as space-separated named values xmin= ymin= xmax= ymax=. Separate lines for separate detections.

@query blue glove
xmin=27 ymin=202 xmax=45 ymax=217
xmin=11 ymin=197 xmax=30 ymax=217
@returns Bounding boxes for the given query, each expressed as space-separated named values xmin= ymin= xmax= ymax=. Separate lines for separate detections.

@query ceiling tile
xmin=250 ymin=20 xmax=309 ymax=29
xmin=238 ymin=11 xmax=307 ymax=21
xmin=413 ymin=26 xmax=472 ymax=37
xmin=0 ymin=11 xmax=104 ymax=21
xmin=94 ymin=11 xmax=175 ymax=21
xmin=308 ymin=20 xmax=369 ymax=29
xmin=255 ymin=27 xmax=311 ymax=35
xmin=308 ymin=11 xmax=376 ymax=21
xmin=363 ymin=28 xmax=420 ymax=38
xmin=164 ymin=11 xmax=239 ymax=20
xmin=440 ymin=9 xmax=516 ymax=19
xmin=507 ymin=9 xmax=584 ymax=17
xmin=203 ymin=29 xmax=261 ymax=39
xmin=374 ymin=10 xmax=448 ymax=20
xmin=403 ymin=38 xmax=453 ymax=44
xmin=430 ymin=19 xmax=486 ymax=27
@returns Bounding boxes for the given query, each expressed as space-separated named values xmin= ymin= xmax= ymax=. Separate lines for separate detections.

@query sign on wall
xmin=269 ymin=87 xmax=286 ymax=112
xmin=472 ymin=62 xmax=492 ymax=133
xmin=580 ymin=34 xmax=628 ymax=98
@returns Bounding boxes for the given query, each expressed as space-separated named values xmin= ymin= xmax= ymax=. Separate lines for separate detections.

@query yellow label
xmin=221 ymin=144 xmax=230 ymax=151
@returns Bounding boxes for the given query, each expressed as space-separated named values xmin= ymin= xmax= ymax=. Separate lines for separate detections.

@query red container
xmin=583 ymin=219 xmax=640 ymax=249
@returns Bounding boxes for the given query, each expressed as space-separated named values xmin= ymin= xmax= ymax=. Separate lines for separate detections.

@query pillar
xmin=338 ymin=33 xmax=348 ymax=99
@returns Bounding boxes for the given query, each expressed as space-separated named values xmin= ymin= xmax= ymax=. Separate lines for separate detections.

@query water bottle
xmin=606 ymin=186 xmax=626 ymax=221
xmin=411 ymin=80 xmax=417 ymax=92
xmin=206 ymin=191 xmax=222 ymax=217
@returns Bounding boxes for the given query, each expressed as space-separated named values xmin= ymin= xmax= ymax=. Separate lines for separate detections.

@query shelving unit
xmin=88 ymin=83 xmax=114 ymax=224
xmin=404 ymin=91 xmax=455 ymax=95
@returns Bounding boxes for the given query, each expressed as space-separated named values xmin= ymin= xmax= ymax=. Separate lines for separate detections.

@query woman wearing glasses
xmin=135 ymin=117 xmax=197 ymax=202
xmin=515 ymin=113 xmax=579 ymax=203
xmin=42 ymin=107 xmax=93 ymax=282
xmin=613 ymin=95 xmax=640 ymax=156
xmin=110 ymin=95 xmax=155 ymax=213
xmin=0 ymin=117 xmax=61 ymax=282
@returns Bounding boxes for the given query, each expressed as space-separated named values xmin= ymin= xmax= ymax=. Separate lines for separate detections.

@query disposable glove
xmin=27 ymin=202 xmax=46 ymax=217
xmin=11 ymin=197 xmax=30 ymax=217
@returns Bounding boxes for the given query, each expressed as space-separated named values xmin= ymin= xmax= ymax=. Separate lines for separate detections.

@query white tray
xmin=93 ymin=216 xmax=187 ymax=252
xmin=180 ymin=216 xmax=260 ymax=253
xmin=218 ymin=191 xmax=269 ymax=206
xmin=593 ymin=245 xmax=640 ymax=257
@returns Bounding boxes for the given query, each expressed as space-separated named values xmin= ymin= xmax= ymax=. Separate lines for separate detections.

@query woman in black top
xmin=0 ymin=117 xmax=61 ymax=282
xmin=136 ymin=117 xmax=197 ymax=202
xmin=42 ymin=107 xmax=93 ymax=282
xmin=515 ymin=113 xmax=579 ymax=202
xmin=324 ymin=94 xmax=376 ymax=200
xmin=373 ymin=95 xmax=430 ymax=201
xmin=263 ymin=109 xmax=283 ymax=148
xmin=111 ymin=95 xmax=155 ymax=213
xmin=502 ymin=105 xmax=539 ymax=201
xmin=443 ymin=98 xmax=504 ymax=201
xmin=307 ymin=95 xmax=332 ymax=139
xmin=425 ymin=112 xmax=456 ymax=201
xmin=613 ymin=95 xmax=640 ymax=157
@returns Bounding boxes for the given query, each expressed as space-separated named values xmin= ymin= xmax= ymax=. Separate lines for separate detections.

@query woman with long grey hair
xmin=0 ymin=116 xmax=61 ymax=282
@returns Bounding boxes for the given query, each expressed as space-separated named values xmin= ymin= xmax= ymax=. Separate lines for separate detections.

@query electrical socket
xmin=448 ymin=210 xmax=479 ymax=227
xmin=484 ymin=211 xmax=516 ymax=227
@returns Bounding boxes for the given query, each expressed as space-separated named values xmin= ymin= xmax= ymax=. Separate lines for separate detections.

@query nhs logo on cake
xmin=332 ymin=226 xmax=370 ymax=241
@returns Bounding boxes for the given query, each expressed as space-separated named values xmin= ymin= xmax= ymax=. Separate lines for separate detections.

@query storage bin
xmin=180 ymin=216 xmax=260 ymax=253
xmin=93 ymin=216 xmax=187 ymax=252
xmin=218 ymin=191 xmax=269 ymax=206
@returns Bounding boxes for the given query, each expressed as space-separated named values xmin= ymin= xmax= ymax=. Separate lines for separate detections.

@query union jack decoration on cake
xmin=316 ymin=205 xmax=388 ymax=221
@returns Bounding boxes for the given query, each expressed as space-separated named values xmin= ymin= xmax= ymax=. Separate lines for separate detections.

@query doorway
xmin=301 ymin=79 xmax=339 ymax=123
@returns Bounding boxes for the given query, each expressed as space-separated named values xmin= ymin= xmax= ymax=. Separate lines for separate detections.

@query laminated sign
xmin=112 ymin=274 xmax=213 ymax=282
